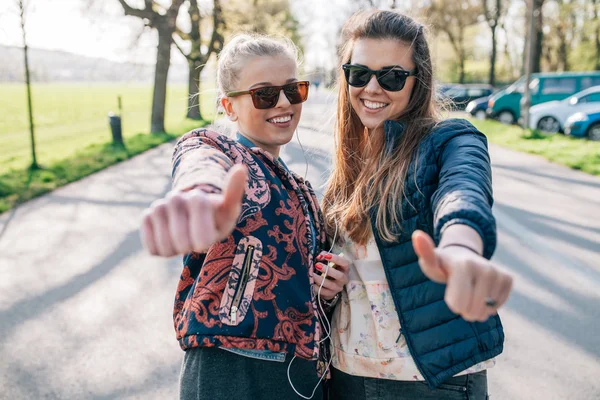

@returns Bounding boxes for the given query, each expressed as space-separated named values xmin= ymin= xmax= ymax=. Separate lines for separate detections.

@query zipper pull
xmin=396 ymin=329 xmax=403 ymax=343
xmin=231 ymin=306 xmax=238 ymax=325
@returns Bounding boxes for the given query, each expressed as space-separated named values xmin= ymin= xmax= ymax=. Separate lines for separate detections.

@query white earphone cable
xmin=286 ymin=128 xmax=340 ymax=399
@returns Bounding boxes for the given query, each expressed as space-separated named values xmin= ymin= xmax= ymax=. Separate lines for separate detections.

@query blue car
xmin=564 ymin=111 xmax=600 ymax=140
xmin=465 ymin=96 xmax=490 ymax=120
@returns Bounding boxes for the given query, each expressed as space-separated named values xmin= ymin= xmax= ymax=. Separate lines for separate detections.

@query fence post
xmin=109 ymin=96 xmax=124 ymax=146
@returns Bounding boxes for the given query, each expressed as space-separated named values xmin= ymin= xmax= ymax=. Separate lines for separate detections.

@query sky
xmin=0 ymin=0 xmax=524 ymax=74
xmin=0 ymin=0 xmax=354 ymax=69
xmin=0 ymin=0 xmax=169 ymax=64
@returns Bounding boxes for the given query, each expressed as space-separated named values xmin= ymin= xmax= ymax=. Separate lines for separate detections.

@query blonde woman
xmin=141 ymin=34 xmax=349 ymax=400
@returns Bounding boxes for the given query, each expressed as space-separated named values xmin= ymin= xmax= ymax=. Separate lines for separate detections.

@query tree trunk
xmin=484 ymin=0 xmax=501 ymax=86
xmin=522 ymin=13 xmax=528 ymax=76
xmin=489 ymin=24 xmax=497 ymax=86
xmin=544 ymin=43 xmax=554 ymax=70
xmin=116 ymin=0 xmax=184 ymax=134
xmin=532 ymin=0 xmax=544 ymax=73
xmin=458 ymin=27 xmax=466 ymax=83
xmin=151 ymin=26 xmax=171 ymax=134
xmin=595 ymin=0 xmax=600 ymax=70
xmin=187 ymin=60 xmax=202 ymax=120
xmin=502 ymin=23 xmax=515 ymax=78
xmin=19 ymin=0 xmax=38 ymax=169
xmin=459 ymin=49 xmax=466 ymax=83
xmin=185 ymin=0 xmax=202 ymax=120
xmin=555 ymin=0 xmax=569 ymax=71
xmin=444 ymin=29 xmax=464 ymax=83
xmin=557 ymin=25 xmax=568 ymax=71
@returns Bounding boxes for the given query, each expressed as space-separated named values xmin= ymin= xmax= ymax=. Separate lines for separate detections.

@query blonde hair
xmin=323 ymin=10 xmax=442 ymax=245
xmin=216 ymin=33 xmax=300 ymax=105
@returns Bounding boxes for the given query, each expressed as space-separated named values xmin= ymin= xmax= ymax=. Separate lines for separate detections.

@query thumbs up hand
xmin=412 ymin=230 xmax=513 ymax=322
xmin=141 ymin=164 xmax=248 ymax=257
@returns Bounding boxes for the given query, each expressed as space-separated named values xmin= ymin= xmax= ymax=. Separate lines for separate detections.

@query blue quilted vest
xmin=370 ymin=119 xmax=504 ymax=389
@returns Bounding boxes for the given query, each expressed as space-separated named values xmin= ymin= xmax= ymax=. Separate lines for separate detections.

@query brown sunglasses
xmin=226 ymin=81 xmax=310 ymax=109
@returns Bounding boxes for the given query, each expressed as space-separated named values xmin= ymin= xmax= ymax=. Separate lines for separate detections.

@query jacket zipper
xmin=230 ymin=245 xmax=254 ymax=325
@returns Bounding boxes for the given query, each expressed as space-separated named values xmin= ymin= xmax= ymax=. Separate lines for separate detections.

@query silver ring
xmin=485 ymin=297 xmax=497 ymax=307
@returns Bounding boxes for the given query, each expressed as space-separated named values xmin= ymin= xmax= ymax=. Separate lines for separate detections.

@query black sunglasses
xmin=342 ymin=64 xmax=417 ymax=92
xmin=226 ymin=81 xmax=310 ymax=110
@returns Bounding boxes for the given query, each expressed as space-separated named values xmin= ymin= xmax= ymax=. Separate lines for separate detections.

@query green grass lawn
xmin=0 ymin=82 xmax=218 ymax=173
xmin=0 ymin=82 xmax=218 ymax=213
xmin=469 ymin=118 xmax=600 ymax=176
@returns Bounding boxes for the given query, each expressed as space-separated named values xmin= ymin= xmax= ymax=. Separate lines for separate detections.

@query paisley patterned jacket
xmin=171 ymin=128 xmax=327 ymax=362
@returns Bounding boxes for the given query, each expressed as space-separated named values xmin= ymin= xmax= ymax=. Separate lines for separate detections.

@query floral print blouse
xmin=330 ymin=232 xmax=495 ymax=380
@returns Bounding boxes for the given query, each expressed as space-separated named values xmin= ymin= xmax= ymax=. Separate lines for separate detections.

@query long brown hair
xmin=323 ymin=10 xmax=442 ymax=245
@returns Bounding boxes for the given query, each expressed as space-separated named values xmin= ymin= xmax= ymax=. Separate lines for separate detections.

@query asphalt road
xmin=1 ymin=90 xmax=599 ymax=399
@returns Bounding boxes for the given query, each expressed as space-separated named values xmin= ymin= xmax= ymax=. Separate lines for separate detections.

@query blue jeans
xmin=329 ymin=367 xmax=488 ymax=400
xmin=179 ymin=347 xmax=324 ymax=400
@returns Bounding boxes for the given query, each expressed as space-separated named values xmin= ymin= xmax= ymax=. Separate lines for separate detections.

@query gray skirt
xmin=179 ymin=347 xmax=324 ymax=400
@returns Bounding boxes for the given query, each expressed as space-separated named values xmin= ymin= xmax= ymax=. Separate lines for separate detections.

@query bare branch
xmin=204 ymin=0 xmax=225 ymax=62
xmin=188 ymin=0 xmax=202 ymax=58
xmin=169 ymin=0 xmax=186 ymax=15
xmin=128 ymin=23 xmax=151 ymax=51
xmin=116 ymin=0 xmax=154 ymax=19
xmin=175 ymin=27 xmax=191 ymax=41
xmin=172 ymin=35 xmax=191 ymax=59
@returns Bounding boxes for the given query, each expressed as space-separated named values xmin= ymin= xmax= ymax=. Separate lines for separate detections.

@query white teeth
xmin=363 ymin=100 xmax=388 ymax=109
xmin=268 ymin=115 xmax=292 ymax=123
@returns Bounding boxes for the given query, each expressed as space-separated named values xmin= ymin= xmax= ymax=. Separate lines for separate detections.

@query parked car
xmin=465 ymin=96 xmax=491 ymax=119
xmin=442 ymin=84 xmax=494 ymax=110
xmin=438 ymin=83 xmax=458 ymax=94
xmin=564 ymin=111 xmax=600 ymax=140
xmin=487 ymin=72 xmax=600 ymax=124
xmin=528 ymin=86 xmax=600 ymax=132
xmin=436 ymin=83 xmax=459 ymax=101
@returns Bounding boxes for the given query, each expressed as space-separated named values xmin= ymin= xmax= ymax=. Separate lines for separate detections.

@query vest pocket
xmin=219 ymin=236 xmax=263 ymax=326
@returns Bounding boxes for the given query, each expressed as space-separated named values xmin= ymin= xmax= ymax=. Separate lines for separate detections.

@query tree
xmin=174 ymin=0 xmax=225 ymax=120
xmin=520 ymin=0 xmax=544 ymax=74
xmin=532 ymin=0 xmax=545 ymax=73
xmin=172 ymin=0 xmax=301 ymax=121
xmin=17 ymin=0 xmax=38 ymax=169
xmin=426 ymin=0 xmax=482 ymax=83
xmin=577 ymin=0 xmax=600 ymax=70
xmin=222 ymin=0 xmax=302 ymax=46
xmin=594 ymin=0 xmax=600 ymax=69
xmin=555 ymin=0 xmax=571 ymax=71
xmin=534 ymin=0 xmax=596 ymax=72
xmin=116 ymin=0 xmax=185 ymax=133
xmin=482 ymin=0 xmax=503 ymax=86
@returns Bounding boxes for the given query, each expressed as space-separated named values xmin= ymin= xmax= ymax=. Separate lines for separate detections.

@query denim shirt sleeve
xmin=430 ymin=120 xmax=497 ymax=259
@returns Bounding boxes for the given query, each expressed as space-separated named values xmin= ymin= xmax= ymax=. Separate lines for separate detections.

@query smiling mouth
xmin=267 ymin=114 xmax=293 ymax=124
xmin=361 ymin=99 xmax=389 ymax=110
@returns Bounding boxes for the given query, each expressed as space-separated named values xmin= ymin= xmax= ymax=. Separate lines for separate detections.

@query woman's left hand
xmin=313 ymin=252 xmax=350 ymax=301
xmin=412 ymin=230 xmax=513 ymax=322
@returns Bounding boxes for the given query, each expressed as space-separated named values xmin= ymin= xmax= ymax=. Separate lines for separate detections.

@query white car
xmin=528 ymin=86 xmax=600 ymax=133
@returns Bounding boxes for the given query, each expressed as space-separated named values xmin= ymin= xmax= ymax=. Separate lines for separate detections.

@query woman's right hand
xmin=313 ymin=252 xmax=350 ymax=301
xmin=140 ymin=165 xmax=248 ymax=257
